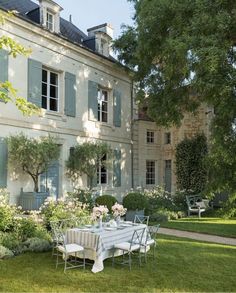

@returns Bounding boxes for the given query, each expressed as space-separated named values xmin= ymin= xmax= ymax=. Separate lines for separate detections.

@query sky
xmin=45 ymin=0 xmax=134 ymax=39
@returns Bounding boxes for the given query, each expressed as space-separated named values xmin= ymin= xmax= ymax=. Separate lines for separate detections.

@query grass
xmin=0 ymin=235 xmax=236 ymax=292
xmin=160 ymin=217 xmax=236 ymax=238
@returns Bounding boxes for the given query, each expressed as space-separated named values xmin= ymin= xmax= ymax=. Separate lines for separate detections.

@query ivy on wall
xmin=175 ymin=133 xmax=208 ymax=194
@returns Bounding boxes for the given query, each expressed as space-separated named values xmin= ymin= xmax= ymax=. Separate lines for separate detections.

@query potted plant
xmin=7 ymin=133 xmax=60 ymax=210
xmin=123 ymin=192 xmax=148 ymax=221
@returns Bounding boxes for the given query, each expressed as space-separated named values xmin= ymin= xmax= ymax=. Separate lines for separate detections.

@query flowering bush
xmin=112 ymin=203 xmax=127 ymax=218
xmin=40 ymin=196 xmax=90 ymax=228
xmin=92 ymin=205 xmax=109 ymax=220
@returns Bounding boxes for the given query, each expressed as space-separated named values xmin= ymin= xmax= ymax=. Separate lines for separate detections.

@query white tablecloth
xmin=66 ymin=223 xmax=147 ymax=273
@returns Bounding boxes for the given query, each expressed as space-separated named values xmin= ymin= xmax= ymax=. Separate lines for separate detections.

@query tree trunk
xmin=31 ymin=175 xmax=39 ymax=192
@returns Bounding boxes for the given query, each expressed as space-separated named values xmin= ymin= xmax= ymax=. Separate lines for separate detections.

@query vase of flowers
xmin=112 ymin=203 xmax=127 ymax=226
xmin=92 ymin=205 xmax=109 ymax=228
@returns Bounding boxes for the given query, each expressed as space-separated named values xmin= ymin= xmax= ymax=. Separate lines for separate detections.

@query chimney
xmin=69 ymin=14 xmax=72 ymax=23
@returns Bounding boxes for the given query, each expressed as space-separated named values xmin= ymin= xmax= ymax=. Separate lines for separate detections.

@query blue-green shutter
xmin=28 ymin=59 xmax=42 ymax=107
xmin=65 ymin=72 xmax=76 ymax=117
xmin=0 ymin=49 xmax=8 ymax=83
xmin=40 ymin=161 xmax=59 ymax=199
xmin=113 ymin=149 xmax=121 ymax=187
xmin=88 ymin=80 xmax=98 ymax=121
xmin=0 ymin=138 xmax=8 ymax=188
xmin=113 ymin=89 xmax=121 ymax=127
xmin=0 ymin=49 xmax=8 ymax=101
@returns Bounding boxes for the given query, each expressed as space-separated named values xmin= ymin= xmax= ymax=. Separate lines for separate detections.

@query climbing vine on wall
xmin=175 ymin=133 xmax=208 ymax=194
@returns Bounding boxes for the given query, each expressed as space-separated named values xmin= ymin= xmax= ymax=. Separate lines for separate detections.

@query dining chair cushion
xmin=57 ymin=244 xmax=84 ymax=254
xmin=114 ymin=242 xmax=140 ymax=251
xmin=146 ymin=239 xmax=155 ymax=246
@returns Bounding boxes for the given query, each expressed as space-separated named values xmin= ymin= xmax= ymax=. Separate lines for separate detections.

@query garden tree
xmin=175 ymin=133 xmax=208 ymax=194
xmin=7 ymin=134 xmax=60 ymax=192
xmin=66 ymin=142 xmax=111 ymax=189
xmin=114 ymin=0 xmax=236 ymax=195
xmin=0 ymin=11 xmax=40 ymax=115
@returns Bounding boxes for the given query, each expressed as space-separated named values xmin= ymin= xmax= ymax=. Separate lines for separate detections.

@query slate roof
xmin=0 ymin=0 xmax=96 ymax=51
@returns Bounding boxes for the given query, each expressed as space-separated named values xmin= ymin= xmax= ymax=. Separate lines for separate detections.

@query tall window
xmin=146 ymin=160 xmax=155 ymax=185
xmin=147 ymin=130 xmax=154 ymax=144
xmin=97 ymin=88 xmax=108 ymax=122
xmin=42 ymin=69 xmax=59 ymax=112
xmin=46 ymin=12 xmax=54 ymax=31
xmin=164 ymin=132 xmax=171 ymax=144
xmin=97 ymin=154 xmax=107 ymax=184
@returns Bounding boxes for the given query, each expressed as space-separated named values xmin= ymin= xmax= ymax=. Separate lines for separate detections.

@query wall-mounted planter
xmin=19 ymin=188 xmax=49 ymax=211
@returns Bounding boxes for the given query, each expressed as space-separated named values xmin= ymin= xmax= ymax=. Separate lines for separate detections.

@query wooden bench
xmin=186 ymin=195 xmax=210 ymax=218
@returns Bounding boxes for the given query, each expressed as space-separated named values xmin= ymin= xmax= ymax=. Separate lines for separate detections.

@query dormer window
xmin=46 ymin=11 xmax=54 ymax=31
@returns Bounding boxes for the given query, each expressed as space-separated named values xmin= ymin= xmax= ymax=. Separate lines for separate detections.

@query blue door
xmin=40 ymin=161 xmax=59 ymax=199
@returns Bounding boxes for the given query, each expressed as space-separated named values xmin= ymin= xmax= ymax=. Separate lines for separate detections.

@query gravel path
xmin=156 ymin=227 xmax=236 ymax=246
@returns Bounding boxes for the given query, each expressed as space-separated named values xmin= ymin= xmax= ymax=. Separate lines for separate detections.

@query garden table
xmin=66 ymin=222 xmax=147 ymax=273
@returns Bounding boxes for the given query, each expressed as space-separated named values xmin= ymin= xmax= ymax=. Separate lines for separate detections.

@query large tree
xmin=114 ymin=0 xmax=236 ymax=195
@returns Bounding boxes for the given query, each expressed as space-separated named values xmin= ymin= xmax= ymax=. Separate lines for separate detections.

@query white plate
xmin=104 ymin=227 xmax=117 ymax=231
xmin=85 ymin=224 xmax=92 ymax=228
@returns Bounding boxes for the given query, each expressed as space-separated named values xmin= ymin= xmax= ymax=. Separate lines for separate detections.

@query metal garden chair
xmin=112 ymin=227 xmax=146 ymax=271
xmin=141 ymin=224 xmax=160 ymax=262
xmin=134 ymin=215 xmax=150 ymax=226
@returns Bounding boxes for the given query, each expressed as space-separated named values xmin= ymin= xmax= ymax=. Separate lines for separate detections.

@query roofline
xmin=38 ymin=0 xmax=63 ymax=11
xmin=0 ymin=7 xmax=133 ymax=75
xmin=87 ymin=23 xmax=113 ymax=32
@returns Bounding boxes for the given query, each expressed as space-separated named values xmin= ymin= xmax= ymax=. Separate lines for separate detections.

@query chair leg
xmin=64 ymin=253 xmax=67 ymax=273
xmin=56 ymin=249 xmax=59 ymax=268
xmin=129 ymin=253 xmax=131 ymax=271
xmin=112 ymin=249 xmax=115 ymax=267
xmin=83 ymin=251 xmax=85 ymax=270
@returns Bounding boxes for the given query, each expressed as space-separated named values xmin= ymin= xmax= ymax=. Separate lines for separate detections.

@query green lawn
xmin=161 ymin=218 xmax=236 ymax=238
xmin=0 ymin=235 xmax=236 ymax=292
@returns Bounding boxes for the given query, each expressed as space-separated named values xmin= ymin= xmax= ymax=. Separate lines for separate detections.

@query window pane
xmin=102 ymin=90 xmax=108 ymax=101
xmin=42 ymin=83 xmax=47 ymax=96
xmin=102 ymin=101 xmax=108 ymax=112
xmin=42 ymin=96 xmax=47 ymax=109
xmin=50 ymin=85 xmax=57 ymax=98
xmin=50 ymin=98 xmax=58 ymax=111
xmin=50 ymin=72 xmax=58 ymax=85
xmin=42 ymin=70 xmax=47 ymax=82
xmin=102 ymin=112 xmax=108 ymax=122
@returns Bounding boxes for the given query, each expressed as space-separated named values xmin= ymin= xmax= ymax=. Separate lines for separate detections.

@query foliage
xmin=40 ymin=197 xmax=89 ymax=228
xmin=22 ymin=237 xmax=51 ymax=253
xmin=7 ymin=134 xmax=60 ymax=192
xmin=95 ymin=195 xmax=116 ymax=212
xmin=175 ymin=134 xmax=208 ymax=193
xmin=0 ymin=12 xmax=40 ymax=116
xmin=114 ymin=0 xmax=236 ymax=200
xmin=66 ymin=141 xmax=111 ymax=189
xmin=0 ymin=232 xmax=20 ymax=251
xmin=0 ymin=245 xmax=14 ymax=259
xmin=67 ymin=188 xmax=94 ymax=211
xmin=218 ymin=193 xmax=236 ymax=219
xmin=150 ymin=209 xmax=182 ymax=222
xmin=123 ymin=192 xmax=148 ymax=211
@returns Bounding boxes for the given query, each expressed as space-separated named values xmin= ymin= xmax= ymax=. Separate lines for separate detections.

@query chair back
xmin=50 ymin=220 xmax=65 ymax=245
xmin=148 ymin=224 xmax=160 ymax=241
xmin=129 ymin=227 xmax=146 ymax=249
xmin=134 ymin=215 xmax=150 ymax=226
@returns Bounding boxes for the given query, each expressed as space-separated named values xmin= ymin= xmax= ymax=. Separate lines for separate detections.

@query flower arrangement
xmin=92 ymin=205 xmax=109 ymax=220
xmin=112 ymin=203 xmax=127 ymax=218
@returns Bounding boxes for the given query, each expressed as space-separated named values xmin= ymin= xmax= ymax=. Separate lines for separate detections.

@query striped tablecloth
xmin=66 ymin=223 xmax=146 ymax=273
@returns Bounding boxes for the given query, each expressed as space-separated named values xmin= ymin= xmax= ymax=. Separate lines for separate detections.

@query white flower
xmin=111 ymin=203 xmax=127 ymax=217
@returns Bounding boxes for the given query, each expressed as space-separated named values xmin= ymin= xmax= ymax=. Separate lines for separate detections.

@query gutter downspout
xmin=131 ymin=81 xmax=134 ymax=189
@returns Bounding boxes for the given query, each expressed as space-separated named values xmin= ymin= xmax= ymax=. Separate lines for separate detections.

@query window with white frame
xmin=42 ymin=69 xmax=59 ymax=112
xmin=146 ymin=160 xmax=155 ymax=185
xmin=46 ymin=12 xmax=54 ymax=31
xmin=97 ymin=154 xmax=107 ymax=184
xmin=147 ymin=130 xmax=154 ymax=144
xmin=97 ymin=88 xmax=108 ymax=123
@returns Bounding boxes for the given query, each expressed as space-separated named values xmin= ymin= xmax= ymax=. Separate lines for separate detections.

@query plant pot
xmin=19 ymin=188 xmax=49 ymax=211
xmin=125 ymin=210 xmax=144 ymax=222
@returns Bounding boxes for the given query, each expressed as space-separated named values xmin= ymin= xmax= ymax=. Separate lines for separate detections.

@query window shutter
xmin=40 ymin=161 xmax=59 ymax=199
xmin=0 ymin=49 xmax=8 ymax=83
xmin=0 ymin=138 xmax=8 ymax=188
xmin=88 ymin=80 xmax=98 ymax=121
xmin=28 ymin=59 xmax=42 ymax=107
xmin=113 ymin=149 xmax=121 ymax=187
xmin=65 ymin=72 xmax=76 ymax=117
xmin=113 ymin=89 xmax=121 ymax=127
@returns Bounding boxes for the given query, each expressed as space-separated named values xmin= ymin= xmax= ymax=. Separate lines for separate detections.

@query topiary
xmin=95 ymin=195 xmax=117 ymax=212
xmin=123 ymin=192 xmax=148 ymax=211
xmin=22 ymin=237 xmax=51 ymax=252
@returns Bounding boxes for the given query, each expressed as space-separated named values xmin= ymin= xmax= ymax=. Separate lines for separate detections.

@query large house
xmin=0 ymin=0 xmax=210 ymax=205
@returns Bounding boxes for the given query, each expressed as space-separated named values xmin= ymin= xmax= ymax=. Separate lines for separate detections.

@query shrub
xmin=123 ymin=192 xmax=148 ymax=211
xmin=0 ymin=232 xmax=20 ymax=251
xmin=40 ymin=197 xmax=90 ymax=228
xmin=150 ymin=209 xmax=181 ymax=222
xmin=13 ymin=217 xmax=37 ymax=241
xmin=67 ymin=188 xmax=94 ymax=211
xmin=22 ymin=238 xmax=51 ymax=253
xmin=95 ymin=195 xmax=116 ymax=212
xmin=0 ymin=245 xmax=14 ymax=259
